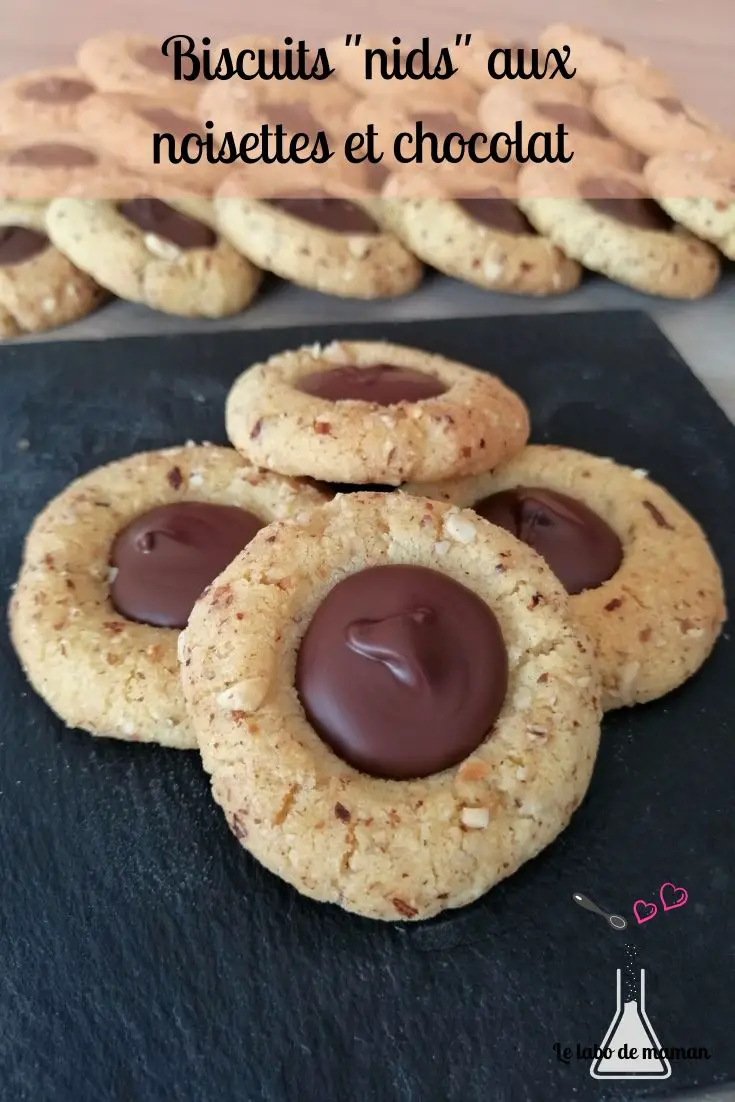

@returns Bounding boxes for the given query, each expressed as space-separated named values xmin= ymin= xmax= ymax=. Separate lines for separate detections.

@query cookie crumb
xmin=433 ymin=540 xmax=450 ymax=556
xmin=461 ymin=807 xmax=490 ymax=829
xmin=392 ymin=898 xmax=418 ymax=918
xmin=144 ymin=233 xmax=181 ymax=261
xmin=444 ymin=513 xmax=476 ymax=543
xmin=16 ymin=438 xmax=30 ymax=451
xmin=632 ymin=469 xmax=648 ymax=479
xmin=216 ymin=679 xmax=266 ymax=712
xmin=527 ymin=725 xmax=549 ymax=740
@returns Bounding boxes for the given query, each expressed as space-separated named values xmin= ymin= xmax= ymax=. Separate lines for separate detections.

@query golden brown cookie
xmin=537 ymin=25 xmax=674 ymax=97
xmin=9 ymin=444 xmax=327 ymax=749
xmin=478 ymin=83 xmax=639 ymax=171
xmin=517 ymin=157 xmax=721 ymax=298
xmin=0 ymin=134 xmax=129 ymax=201
xmin=592 ymin=83 xmax=731 ymax=158
xmin=214 ymin=166 xmax=422 ymax=299
xmin=402 ymin=445 xmax=726 ymax=710
xmin=644 ymin=149 xmax=735 ymax=260
xmin=46 ymin=190 xmax=261 ymax=318
xmin=378 ymin=167 xmax=581 ymax=294
xmin=76 ymin=32 xmax=201 ymax=104
xmin=0 ymin=67 xmax=96 ymax=137
xmin=75 ymin=92 xmax=221 ymax=193
xmin=0 ymin=200 xmax=106 ymax=338
xmin=180 ymin=491 xmax=602 ymax=921
xmin=224 ymin=339 xmax=530 ymax=485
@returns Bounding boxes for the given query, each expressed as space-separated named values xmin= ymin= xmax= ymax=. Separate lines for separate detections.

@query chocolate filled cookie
xmin=0 ymin=134 xmax=129 ymax=201
xmin=592 ymin=83 xmax=731 ymax=158
xmin=77 ymin=32 xmax=201 ymax=104
xmin=9 ymin=445 xmax=326 ymax=748
xmin=214 ymin=167 xmax=422 ymax=299
xmin=378 ymin=167 xmax=581 ymax=295
xmin=644 ymin=149 xmax=735 ymax=260
xmin=75 ymin=92 xmax=222 ymax=193
xmin=0 ymin=200 xmax=106 ymax=338
xmin=403 ymin=445 xmax=726 ymax=710
xmin=46 ymin=190 xmax=261 ymax=318
xmin=478 ymin=83 xmax=639 ymax=171
xmin=0 ymin=67 xmax=96 ymax=137
xmin=537 ymin=24 xmax=674 ymax=97
xmin=225 ymin=339 xmax=530 ymax=485
xmin=517 ymin=158 xmax=721 ymax=298
xmin=180 ymin=491 xmax=602 ymax=921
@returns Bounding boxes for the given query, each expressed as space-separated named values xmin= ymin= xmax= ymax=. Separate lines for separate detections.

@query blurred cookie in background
xmin=0 ymin=67 xmax=95 ymax=137
xmin=0 ymin=200 xmax=106 ymax=339
xmin=517 ymin=158 xmax=721 ymax=299
xmin=644 ymin=149 xmax=735 ymax=260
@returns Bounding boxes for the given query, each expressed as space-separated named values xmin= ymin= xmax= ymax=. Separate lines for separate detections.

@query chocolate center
xmin=266 ymin=193 xmax=379 ymax=234
xmin=475 ymin=486 xmax=623 ymax=595
xmin=297 ymin=363 xmax=446 ymax=404
xmin=536 ymin=102 xmax=610 ymax=137
xmin=20 ymin=76 xmax=93 ymax=104
xmin=455 ymin=187 xmax=534 ymax=234
xmin=579 ymin=176 xmax=673 ymax=230
xmin=296 ymin=564 xmax=508 ymax=779
xmin=110 ymin=502 xmax=264 ymax=629
xmin=138 ymin=107 xmax=198 ymax=140
xmin=118 ymin=198 xmax=217 ymax=249
xmin=135 ymin=45 xmax=173 ymax=74
xmin=6 ymin=142 xmax=97 ymax=168
xmin=0 ymin=226 xmax=49 ymax=266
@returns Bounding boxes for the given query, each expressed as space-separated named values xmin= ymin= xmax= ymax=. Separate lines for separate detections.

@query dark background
xmin=0 ymin=312 xmax=733 ymax=1102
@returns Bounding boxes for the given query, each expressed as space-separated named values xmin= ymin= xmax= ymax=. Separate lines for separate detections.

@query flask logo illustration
xmin=590 ymin=968 xmax=671 ymax=1080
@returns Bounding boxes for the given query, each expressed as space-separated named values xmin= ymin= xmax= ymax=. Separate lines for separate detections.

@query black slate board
xmin=1 ymin=311 xmax=734 ymax=1102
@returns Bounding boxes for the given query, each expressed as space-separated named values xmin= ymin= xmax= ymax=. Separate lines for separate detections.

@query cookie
xmin=328 ymin=35 xmax=479 ymax=109
xmin=76 ymin=32 xmax=200 ymax=104
xmin=214 ymin=167 xmax=422 ymax=299
xmin=0 ymin=67 xmax=96 ymax=137
xmin=179 ymin=491 xmax=602 ymax=921
xmin=9 ymin=445 xmax=327 ymax=749
xmin=0 ymin=200 xmax=106 ymax=339
xmin=402 ymin=445 xmax=726 ymax=710
xmin=75 ymin=92 xmax=222 ymax=193
xmin=477 ymin=83 xmax=639 ymax=171
xmin=592 ymin=83 xmax=731 ymax=158
xmin=0 ymin=134 xmax=129 ymax=201
xmin=378 ymin=168 xmax=582 ymax=295
xmin=517 ymin=158 xmax=721 ymax=298
xmin=46 ymin=190 xmax=261 ymax=318
xmin=225 ymin=339 xmax=530 ymax=485
xmin=197 ymin=52 xmax=356 ymax=141
xmin=644 ymin=149 xmax=735 ymax=260
xmin=537 ymin=24 xmax=674 ymax=97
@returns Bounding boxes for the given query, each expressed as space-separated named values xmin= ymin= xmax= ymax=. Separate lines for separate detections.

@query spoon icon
xmin=572 ymin=892 xmax=627 ymax=931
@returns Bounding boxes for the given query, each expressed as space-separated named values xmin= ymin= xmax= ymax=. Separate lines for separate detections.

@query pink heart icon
xmin=660 ymin=881 xmax=688 ymax=911
xmin=633 ymin=899 xmax=658 ymax=924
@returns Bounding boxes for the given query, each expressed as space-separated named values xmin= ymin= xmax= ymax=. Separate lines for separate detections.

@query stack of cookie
xmin=10 ymin=339 xmax=726 ymax=922
xmin=1 ymin=25 xmax=734 ymax=338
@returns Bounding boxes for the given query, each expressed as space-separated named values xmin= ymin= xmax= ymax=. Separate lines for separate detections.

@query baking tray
xmin=1 ymin=311 xmax=733 ymax=1102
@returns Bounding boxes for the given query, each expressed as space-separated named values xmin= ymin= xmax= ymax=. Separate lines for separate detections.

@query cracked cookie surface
xmin=9 ymin=445 xmax=326 ymax=748
xmin=403 ymin=445 xmax=727 ymax=710
xmin=180 ymin=491 xmax=602 ymax=921
xmin=225 ymin=339 xmax=530 ymax=485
